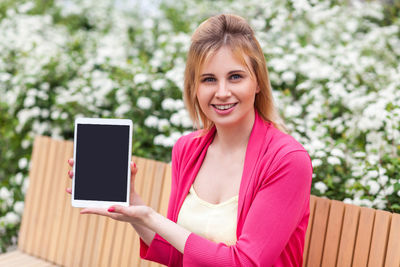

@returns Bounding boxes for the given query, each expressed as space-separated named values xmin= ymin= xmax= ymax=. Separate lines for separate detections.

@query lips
xmin=211 ymin=103 xmax=237 ymax=110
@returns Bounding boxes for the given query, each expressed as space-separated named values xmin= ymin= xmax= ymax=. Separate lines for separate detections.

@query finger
xmin=130 ymin=161 xmax=138 ymax=175
xmin=68 ymin=158 xmax=74 ymax=167
xmin=108 ymin=205 xmax=130 ymax=216
xmin=68 ymin=170 xmax=73 ymax=179
xmin=66 ymin=188 xmax=72 ymax=194
xmin=80 ymin=207 xmax=108 ymax=215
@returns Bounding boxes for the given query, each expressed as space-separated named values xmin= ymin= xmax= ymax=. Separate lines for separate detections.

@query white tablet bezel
xmin=72 ymin=117 xmax=132 ymax=208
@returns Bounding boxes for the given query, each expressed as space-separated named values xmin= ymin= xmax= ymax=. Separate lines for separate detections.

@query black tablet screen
xmin=74 ymin=124 xmax=129 ymax=202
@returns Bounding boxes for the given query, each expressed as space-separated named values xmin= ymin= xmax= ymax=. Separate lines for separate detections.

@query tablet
xmin=72 ymin=118 xmax=132 ymax=208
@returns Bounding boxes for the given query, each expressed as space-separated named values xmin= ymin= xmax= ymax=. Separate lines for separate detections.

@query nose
xmin=215 ymin=81 xmax=231 ymax=98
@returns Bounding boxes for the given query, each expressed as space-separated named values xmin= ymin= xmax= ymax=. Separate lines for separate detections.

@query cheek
xmin=196 ymin=87 xmax=211 ymax=106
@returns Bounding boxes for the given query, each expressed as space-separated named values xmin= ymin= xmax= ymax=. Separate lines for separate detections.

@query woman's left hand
xmin=80 ymin=205 xmax=153 ymax=227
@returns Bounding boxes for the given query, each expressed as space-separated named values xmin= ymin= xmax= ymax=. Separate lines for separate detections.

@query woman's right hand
xmin=66 ymin=158 xmax=140 ymax=206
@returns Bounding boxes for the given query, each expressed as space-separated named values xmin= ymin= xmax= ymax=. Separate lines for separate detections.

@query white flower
xmin=170 ymin=132 xmax=182 ymax=143
xmin=170 ymin=113 xmax=181 ymax=126
xmin=0 ymin=187 xmax=12 ymax=200
xmin=41 ymin=109 xmax=49 ymax=118
xmin=285 ymin=105 xmax=302 ymax=117
xmin=115 ymin=104 xmax=131 ymax=117
xmin=314 ymin=150 xmax=326 ymax=158
xmin=22 ymin=179 xmax=30 ymax=195
xmin=175 ymin=100 xmax=185 ymax=109
xmin=331 ymin=148 xmax=344 ymax=158
xmin=162 ymin=98 xmax=176 ymax=111
xmin=24 ymin=96 xmax=35 ymax=107
xmin=21 ymin=140 xmax=30 ymax=149
xmin=367 ymin=180 xmax=380 ymax=195
xmin=181 ymin=116 xmax=193 ymax=128
xmin=383 ymin=185 xmax=394 ymax=196
xmin=312 ymin=158 xmax=322 ymax=168
xmin=60 ymin=112 xmax=68 ymax=120
xmin=354 ymin=151 xmax=366 ymax=158
xmin=144 ymin=116 xmax=158 ymax=128
xmin=154 ymin=134 xmax=165 ymax=146
xmin=137 ymin=97 xmax=152 ymax=110
xmin=18 ymin=2 xmax=35 ymax=13
xmin=4 ymin=212 xmax=19 ymax=225
xmin=343 ymin=198 xmax=353 ymax=205
xmin=327 ymin=156 xmax=341 ymax=165
xmin=18 ymin=158 xmax=28 ymax=169
xmin=315 ymin=181 xmax=328 ymax=194
xmin=51 ymin=110 xmax=60 ymax=120
xmin=151 ymin=79 xmax=166 ymax=91
xmin=14 ymin=201 xmax=24 ymax=215
xmin=134 ymin=73 xmax=147 ymax=84
xmin=162 ymin=136 xmax=175 ymax=147
xmin=14 ymin=173 xmax=24 ymax=185
xmin=281 ymin=71 xmax=296 ymax=84
xmin=158 ymin=119 xmax=170 ymax=132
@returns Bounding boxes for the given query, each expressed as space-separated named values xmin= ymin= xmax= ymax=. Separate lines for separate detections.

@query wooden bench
xmin=0 ymin=136 xmax=399 ymax=266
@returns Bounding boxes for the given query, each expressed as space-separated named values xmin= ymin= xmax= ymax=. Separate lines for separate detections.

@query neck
xmin=212 ymin=111 xmax=256 ymax=153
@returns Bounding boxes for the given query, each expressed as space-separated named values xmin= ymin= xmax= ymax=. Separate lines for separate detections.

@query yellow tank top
xmin=177 ymin=185 xmax=238 ymax=246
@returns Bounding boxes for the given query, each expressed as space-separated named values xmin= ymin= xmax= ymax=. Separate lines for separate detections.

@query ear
xmin=256 ymin=85 xmax=260 ymax=93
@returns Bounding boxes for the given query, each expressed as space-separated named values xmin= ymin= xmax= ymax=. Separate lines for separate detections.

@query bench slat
xmin=303 ymin=195 xmax=316 ymax=266
xmin=98 ymin=217 xmax=118 ymax=267
xmin=109 ymin=220 xmax=127 ymax=267
xmin=35 ymin=139 xmax=62 ymax=258
xmin=306 ymin=197 xmax=330 ymax=266
xmin=336 ymin=204 xmax=360 ymax=267
xmin=118 ymin=223 xmax=133 ymax=267
xmin=47 ymin=140 xmax=72 ymax=263
xmin=19 ymin=137 xmax=50 ymax=253
xmin=368 ymin=210 xmax=391 ymax=267
xmin=352 ymin=207 xmax=375 ymax=267
xmin=321 ymin=200 xmax=345 ymax=267
xmin=31 ymin=138 xmax=57 ymax=257
xmin=385 ymin=212 xmax=400 ymax=267
xmin=63 ymin=187 xmax=86 ymax=266
xmin=54 ymin=140 xmax=75 ymax=265
xmin=93 ymin=215 xmax=109 ymax=266
xmin=71 ymin=212 xmax=90 ymax=267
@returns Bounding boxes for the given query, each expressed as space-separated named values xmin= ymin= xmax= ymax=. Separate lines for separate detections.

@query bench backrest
xmin=18 ymin=136 xmax=400 ymax=266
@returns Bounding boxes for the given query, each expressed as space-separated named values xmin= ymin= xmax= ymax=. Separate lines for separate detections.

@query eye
xmin=230 ymin=74 xmax=242 ymax=81
xmin=201 ymin=77 xmax=216 ymax=83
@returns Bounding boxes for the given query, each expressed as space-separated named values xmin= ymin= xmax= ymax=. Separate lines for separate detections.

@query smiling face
xmin=196 ymin=46 xmax=259 ymax=129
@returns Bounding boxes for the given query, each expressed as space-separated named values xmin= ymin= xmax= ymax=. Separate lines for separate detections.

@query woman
xmin=67 ymin=14 xmax=312 ymax=266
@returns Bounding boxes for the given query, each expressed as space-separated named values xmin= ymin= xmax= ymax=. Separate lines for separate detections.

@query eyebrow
xmin=200 ymin=70 xmax=247 ymax=77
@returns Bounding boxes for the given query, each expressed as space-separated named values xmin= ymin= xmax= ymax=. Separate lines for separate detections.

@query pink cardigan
xmin=140 ymin=111 xmax=313 ymax=266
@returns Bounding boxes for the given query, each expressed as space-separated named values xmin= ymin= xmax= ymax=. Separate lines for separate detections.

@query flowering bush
xmin=0 ymin=0 xmax=399 ymax=252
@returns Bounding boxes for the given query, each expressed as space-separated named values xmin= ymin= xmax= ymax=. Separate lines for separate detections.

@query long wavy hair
xmin=183 ymin=14 xmax=287 ymax=133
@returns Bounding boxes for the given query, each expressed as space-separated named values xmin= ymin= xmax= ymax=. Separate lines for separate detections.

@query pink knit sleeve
xmin=140 ymin=234 xmax=172 ymax=265
xmin=139 ymin=137 xmax=183 ymax=265
xmin=182 ymin=150 xmax=312 ymax=267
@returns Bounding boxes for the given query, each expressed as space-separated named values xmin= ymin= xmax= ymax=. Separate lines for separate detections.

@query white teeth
xmin=213 ymin=104 xmax=235 ymax=110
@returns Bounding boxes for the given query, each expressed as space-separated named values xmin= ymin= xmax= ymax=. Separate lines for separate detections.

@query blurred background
xmin=0 ymin=0 xmax=399 ymax=253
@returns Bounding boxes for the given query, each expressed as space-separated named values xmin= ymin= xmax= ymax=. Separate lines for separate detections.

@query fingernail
xmin=108 ymin=207 xmax=115 ymax=212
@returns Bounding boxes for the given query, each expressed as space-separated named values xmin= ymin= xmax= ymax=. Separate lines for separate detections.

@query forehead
xmin=200 ymin=46 xmax=251 ymax=73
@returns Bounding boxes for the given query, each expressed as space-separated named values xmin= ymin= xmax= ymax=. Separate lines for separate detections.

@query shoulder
xmin=255 ymin=123 xmax=312 ymax=177
xmin=265 ymin=123 xmax=309 ymax=159
xmin=172 ymin=130 xmax=203 ymax=155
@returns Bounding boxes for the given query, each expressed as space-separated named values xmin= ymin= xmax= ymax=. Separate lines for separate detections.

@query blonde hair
xmin=183 ymin=14 xmax=287 ymax=133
